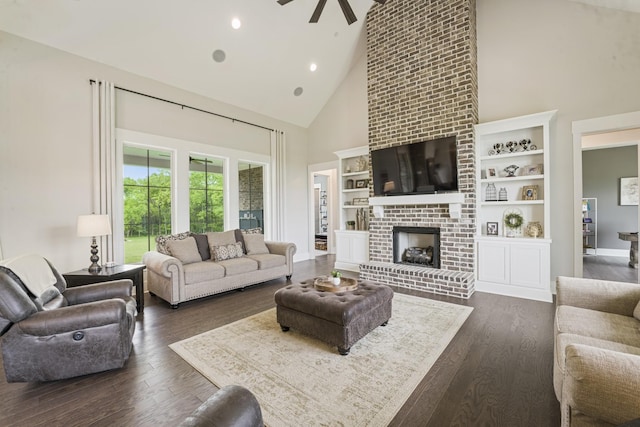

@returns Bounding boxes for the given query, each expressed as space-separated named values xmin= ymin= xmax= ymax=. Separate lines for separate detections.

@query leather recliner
xmin=178 ymin=385 xmax=264 ymax=427
xmin=0 ymin=255 xmax=137 ymax=382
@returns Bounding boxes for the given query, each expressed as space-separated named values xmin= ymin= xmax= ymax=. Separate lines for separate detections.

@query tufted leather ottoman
xmin=274 ymin=280 xmax=393 ymax=355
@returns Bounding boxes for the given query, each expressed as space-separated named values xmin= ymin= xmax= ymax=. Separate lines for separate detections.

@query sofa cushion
xmin=241 ymin=227 xmax=263 ymax=235
xmin=206 ymin=230 xmax=237 ymax=257
xmin=556 ymin=332 xmax=640 ymax=379
xmin=246 ymin=253 xmax=285 ymax=270
xmin=212 ymin=242 xmax=244 ymax=261
xmin=191 ymin=233 xmax=211 ymax=261
xmin=556 ymin=305 xmax=640 ymax=347
xmin=167 ymin=237 xmax=202 ymax=265
xmin=217 ymin=257 xmax=258 ymax=276
xmin=156 ymin=231 xmax=192 ymax=255
xmin=183 ymin=261 xmax=225 ymax=283
xmin=243 ymin=234 xmax=269 ymax=255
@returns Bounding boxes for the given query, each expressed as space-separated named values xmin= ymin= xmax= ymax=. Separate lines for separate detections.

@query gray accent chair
xmin=178 ymin=385 xmax=263 ymax=427
xmin=0 ymin=257 xmax=136 ymax=382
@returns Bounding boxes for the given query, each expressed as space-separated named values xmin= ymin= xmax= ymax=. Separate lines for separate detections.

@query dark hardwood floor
xmin=0 ymin=255 xmax=560 ymax=426
xmin=583 ymin=254 xmax=639 ymax=283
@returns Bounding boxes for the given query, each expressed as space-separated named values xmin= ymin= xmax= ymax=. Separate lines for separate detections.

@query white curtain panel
xmin=91 ymin=80 xmax=116 ymax=264
xmin=270 ymin=130 xmax=287 ymax=242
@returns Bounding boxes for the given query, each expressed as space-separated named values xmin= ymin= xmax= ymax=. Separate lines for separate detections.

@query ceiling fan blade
xmin=337 ymin=0 xmax=357 ymax=25
xmin=277 ymin=0 xmax=293 ymax=5
xmin=309 ymin=0 xmax=327 ymax=23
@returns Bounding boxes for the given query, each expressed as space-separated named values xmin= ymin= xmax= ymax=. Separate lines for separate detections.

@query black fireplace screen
xmin=392 ymin=226 xmax=440 ymax=268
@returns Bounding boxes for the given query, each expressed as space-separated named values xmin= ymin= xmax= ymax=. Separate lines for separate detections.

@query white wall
xmin=0 ymin=30 xmax=310 ymax=272
xmin=307 ymin=34 xmax=369 ymax=163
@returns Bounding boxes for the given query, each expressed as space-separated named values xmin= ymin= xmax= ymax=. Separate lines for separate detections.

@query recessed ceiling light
xmin=212 ymin=49 xmax=226 ymax=63
xmin=309 ymin=63 xmax=318 ymax=72
xmin=231 ymin=17 xmax=241 ymax=29
xmin=293 ymin=87 xmax=303 ymax=97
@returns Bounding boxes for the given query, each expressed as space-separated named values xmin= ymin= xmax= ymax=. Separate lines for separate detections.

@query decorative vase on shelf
xmin=498 ymin=187 xmax=508 ymax=201
xmin=485 ymin=183 xmax=497 ymax=201
xmin=526 ymin=221 xmax=543 ymax=238
xmin=504 ymin=164 xmax=519 ymax=177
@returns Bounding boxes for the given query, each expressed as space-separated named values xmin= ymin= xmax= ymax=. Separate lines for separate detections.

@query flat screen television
xmin=371 ymin=136 xmax=458 ymax=196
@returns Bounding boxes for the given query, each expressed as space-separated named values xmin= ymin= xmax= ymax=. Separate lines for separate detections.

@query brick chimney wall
xmin=362 ymin=0 xmax=478 ymax=298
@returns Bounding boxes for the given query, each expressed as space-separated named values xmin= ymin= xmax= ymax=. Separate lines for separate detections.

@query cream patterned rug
xmin=170 ymin=292 xmax=472 ymax=427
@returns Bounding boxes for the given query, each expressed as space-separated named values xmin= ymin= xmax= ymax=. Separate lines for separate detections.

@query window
xmin=238 ymin=162 xmax=264 ymax=232
xmin=189 ymin=155 xmax=224 ymax=233
xmin=123 ymin=146 xmax=172 ymax=263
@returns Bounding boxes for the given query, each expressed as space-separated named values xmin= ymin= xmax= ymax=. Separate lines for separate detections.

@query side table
xmin=63 ymin=264 xmax=146 ymax=313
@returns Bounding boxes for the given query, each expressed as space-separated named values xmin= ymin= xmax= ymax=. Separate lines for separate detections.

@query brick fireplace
xmin=360 ymin=0 xmax=478 ymax=298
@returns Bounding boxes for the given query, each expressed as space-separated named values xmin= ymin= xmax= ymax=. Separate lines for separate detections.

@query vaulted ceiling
xmin=0 ymin=0 xmax=378 ymax=128
xmin=0 ymin=0 xmax=636 ymax=128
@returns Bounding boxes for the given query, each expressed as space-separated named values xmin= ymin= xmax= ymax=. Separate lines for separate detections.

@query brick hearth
xmin=360 ymin=0 xmax=478 ymax=298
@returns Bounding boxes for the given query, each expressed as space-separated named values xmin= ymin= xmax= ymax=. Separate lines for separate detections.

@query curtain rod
xmin=89 ymin=79 xmax=276 ymax=132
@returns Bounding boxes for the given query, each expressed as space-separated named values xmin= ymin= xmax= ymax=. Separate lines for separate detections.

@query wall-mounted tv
xmin=371 ymin=136 xmax=458 ymax=196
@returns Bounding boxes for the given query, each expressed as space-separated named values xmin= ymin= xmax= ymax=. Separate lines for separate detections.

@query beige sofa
xmin=554 ymin=276 xmax=640 ymax=426
xmin=143 ymin=229 xmax=296 ymax=308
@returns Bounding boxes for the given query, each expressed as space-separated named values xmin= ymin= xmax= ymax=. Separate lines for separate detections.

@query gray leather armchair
xmin=178 ymin=385 xmax=263 ymax=427
xmin=0 ymin=256 xmax=136 ymax=382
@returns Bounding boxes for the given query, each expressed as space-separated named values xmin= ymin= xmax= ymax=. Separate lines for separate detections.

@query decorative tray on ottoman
xmin=313 ymin=277 xmax=358 ymax=292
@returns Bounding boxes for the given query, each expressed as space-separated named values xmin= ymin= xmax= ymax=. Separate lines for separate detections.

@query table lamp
xmin=77 ymin=214 xmax=112 ymax=273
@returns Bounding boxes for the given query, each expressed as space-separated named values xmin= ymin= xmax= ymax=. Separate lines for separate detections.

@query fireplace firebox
xmin=392 ymin=226 xmax=440 ymax=269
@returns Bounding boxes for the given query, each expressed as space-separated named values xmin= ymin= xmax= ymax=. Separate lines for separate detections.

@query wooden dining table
xmin=618 ymin=232 xmax=638 ymax=269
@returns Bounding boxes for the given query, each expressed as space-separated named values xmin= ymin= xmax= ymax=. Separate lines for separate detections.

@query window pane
xmin=239 ymin=162 xmax=264 ymax=232
xmin=123 ymin=146 xmax=171 ymax=263
xmin=189 ymin=156 xmax=224 ymax=233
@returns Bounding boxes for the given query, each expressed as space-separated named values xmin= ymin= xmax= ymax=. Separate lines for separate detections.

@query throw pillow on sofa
xmin=191 ymin=233 xmax=211 ymax=261
xmin=166 ymin=237 xmax=202 ymax=264
xmin=156 ymin=231 xmax=192 ymax=255
xmin=206 ymin=230 xmax=237 ymax=256
xmin=243 ymin=234 xmax=269 ymax=255
xmin=212 ymin=242 xmax=244 ymax=261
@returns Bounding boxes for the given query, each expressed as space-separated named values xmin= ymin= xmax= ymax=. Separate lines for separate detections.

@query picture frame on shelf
xmin=355 ymin=179 xmax=369 ymax=188
xmin=522 ymin=164 xmax=543 ymax=176
xmin=522 ymin=185 xmax=539 ymax=201
xmin=487 ymin=222 xmax=499 ymax=236
xmin=486 ymin=167 xmax=497 ymax=178
xmin=352 ymin=197 xmax=369 ymax=205
xmin=620 ymin=177 xmax=638 ymax=206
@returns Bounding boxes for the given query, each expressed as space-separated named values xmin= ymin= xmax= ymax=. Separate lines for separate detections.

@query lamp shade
xmin=77 ymin=214 xmax=112 ymax=237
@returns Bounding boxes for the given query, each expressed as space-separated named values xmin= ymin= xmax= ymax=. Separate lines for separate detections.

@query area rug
xmin=170 ymin=292 xmax=472 ymax=427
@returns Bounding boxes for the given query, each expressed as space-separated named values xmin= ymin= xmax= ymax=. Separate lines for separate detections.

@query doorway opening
xmin=573 ymin=113 xmax=640 ymax=283
xmin=308 ymin=162 xmax=338 ymax=258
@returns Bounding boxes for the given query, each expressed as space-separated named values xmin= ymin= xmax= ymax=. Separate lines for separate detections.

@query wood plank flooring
xmin=0 ymin=255 xmax=560 ymax=426
xmin=583 ymin=254 xmax=638 ymax=283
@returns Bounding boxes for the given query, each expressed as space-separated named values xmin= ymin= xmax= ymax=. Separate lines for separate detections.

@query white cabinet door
xmin=477 ymin=240 xmax=509 ymax=284
xmin=351 ymin=232 xmax=369 ymax=263
xmin=336 ymin=232 xmax=353 ymax=261
xmin=335 ymin=230 xmax=369 ymax=271
xmin=510 ymin=243 xmax=549 ymax=289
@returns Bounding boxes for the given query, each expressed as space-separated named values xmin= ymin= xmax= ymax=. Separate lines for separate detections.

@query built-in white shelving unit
xmin=582 ymin=198 xmax=597 ymax=255
xmin=334 ymin=146 xmax=369 ymax=272
xmin=474 ymin=110 xmax=557 ymax=302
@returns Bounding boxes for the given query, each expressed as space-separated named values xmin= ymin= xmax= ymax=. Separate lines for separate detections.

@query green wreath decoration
xmin=504 ymin=212 xmax=524 ymax=229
